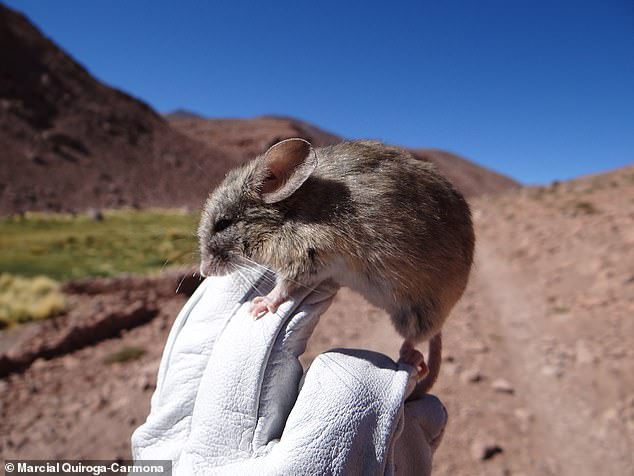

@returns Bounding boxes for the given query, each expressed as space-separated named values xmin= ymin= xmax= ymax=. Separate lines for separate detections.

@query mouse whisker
xmin=175 ymin=274 xmax=187 ymax=294
xmin=238 ymin=259 xmax=303 ymax=290
xmin=239 ymin=256 xmax=336 ymax=297
xmin=238 ymin=256 xmax=276 ymax=275
xmin=234 ymin=258 xmax=278 ymax=286
xmin=231 ymin=261 xmax=268 ymax=283
xmin=230 ymin=262 xmax=271 ymax=297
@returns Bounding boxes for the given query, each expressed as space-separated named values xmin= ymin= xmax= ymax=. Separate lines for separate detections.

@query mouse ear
xmin=256 ymin=138 xmax=317 ymax=204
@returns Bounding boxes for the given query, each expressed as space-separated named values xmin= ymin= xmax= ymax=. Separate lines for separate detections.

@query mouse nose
xmin=200 ymin=254 xmax=231 ymax=277
xmin=200 ymin=257 xmax=214 ymax=277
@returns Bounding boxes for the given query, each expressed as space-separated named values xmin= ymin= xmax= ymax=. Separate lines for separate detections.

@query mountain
xmin=410 ymin=149 xmax=518 ymax=197
xmin=168 ymin=115 xmax=519 ymax=197
xmin=164 ymin=109 xmax=205 ymax=120
xmin=167 ymin=114 xmax=341 ymax=158
xmin=0 ymin=3 xmax=517 ymax=216
xmin=0 ymin=4 xmax=235 ymax=215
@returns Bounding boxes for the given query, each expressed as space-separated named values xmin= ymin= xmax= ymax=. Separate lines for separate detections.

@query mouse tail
xmin=408 ymin=332 xmax=442 ymax=400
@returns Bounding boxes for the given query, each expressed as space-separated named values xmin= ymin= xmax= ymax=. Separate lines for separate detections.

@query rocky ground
xmin=1 ymin=165 xmax=632 ymax=474
xmin=450 ymin=165 xmax=634 ymax=475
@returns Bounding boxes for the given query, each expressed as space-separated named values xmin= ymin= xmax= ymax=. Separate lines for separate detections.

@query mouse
xmin=198 ymin=138 xmax=475 ymax=397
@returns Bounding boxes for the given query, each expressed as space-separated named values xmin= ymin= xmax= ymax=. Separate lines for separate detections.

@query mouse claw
xmin=250 ymin=296 xmax=283 ymax=319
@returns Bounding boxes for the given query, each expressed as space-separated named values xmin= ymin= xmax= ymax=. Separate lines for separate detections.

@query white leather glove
xmin=131 ymin=270 xmax=447 ymax=475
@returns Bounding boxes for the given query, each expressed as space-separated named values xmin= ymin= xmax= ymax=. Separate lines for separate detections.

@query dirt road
xmin=429 ymin=172 xmax=634 ymax=475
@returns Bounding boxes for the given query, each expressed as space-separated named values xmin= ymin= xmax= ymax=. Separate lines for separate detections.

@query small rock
xmin=492 ymin=378 xmax=514 ymax=394
xmin=15 ymin=435 xmax=30 ymax=449
xmin=66 ymin=402 xmax=83 ymax=416
xmin=86 ymin=208 xmax=104 ymax=221
xmin=467 ymin=341 xmax=490 ymax=353
xmin=514 ymin=407 xmax=533 ymax=422
xmin=575 ymin=340 xmax=597 ymax=365
xmin=541 ymin=365 xmax=563 ymax=378
xmin=461 ymin=369 xmax=484 ymax=383
xmin=579 ymin=296 xmax=602 ymax=309
xmin=514 ymin=407 xmax=534 ymax=432
xmin=443 ymin=361 xmax=460 ymax=376
xmin=602 ymin=407 xmax=618 ymax=422
xmin=470 ymin=437 xmax=504 ymax=461
xmin=89 ymin=394 xmax=109 ymax=411
xmin=109 ymin=396 xmax=130 ymax=413
xmin=63 ymin=355 xmax=80 ymax=370
xmin=31 ymin=358 xmax=48 ymax=370
xmin=136 ymin=373 xmax=155 ymax=391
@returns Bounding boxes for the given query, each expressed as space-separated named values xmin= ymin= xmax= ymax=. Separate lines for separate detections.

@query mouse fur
xmin=199 ymin=138 xmax=475 ymax=393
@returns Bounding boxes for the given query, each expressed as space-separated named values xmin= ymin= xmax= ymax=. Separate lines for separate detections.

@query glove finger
xmin=213 ymin=349 xmax=411 ymax=475
xmin=253 ymin=278 xmax=339 ymax=449
xmin=131 ymin=271 xmax=263 ymax=461
xmin=392 ymin=395 xmax=448 ymax=476
xmin=181 ymin=273 xmax=337 ymax=471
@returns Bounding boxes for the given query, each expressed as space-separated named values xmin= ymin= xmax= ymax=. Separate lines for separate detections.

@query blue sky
xmin=5 ymin=0 xmax=633 ymax=184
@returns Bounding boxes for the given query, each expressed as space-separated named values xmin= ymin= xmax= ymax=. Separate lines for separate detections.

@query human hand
xmin=131 ymin=269 xmax=447 ymax=475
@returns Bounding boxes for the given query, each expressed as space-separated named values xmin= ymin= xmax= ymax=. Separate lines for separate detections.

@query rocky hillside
xmin=1 ymin=3 xmax=517 ymax=216
xmin=168 ymin=114 xmax=519 ymax=197
xmin=0 ymin=4 xmax=234 ymax=215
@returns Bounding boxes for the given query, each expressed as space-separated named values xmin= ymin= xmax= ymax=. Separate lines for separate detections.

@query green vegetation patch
xmin=103 ymin=345 xmax=146 ymax=365
xmin=552 ymin=304 xmax=570 ymax=314
xmin=0 ymin=273 xmax=67 ymax=327
xmin=0 ymin=209 xmax=199 ymax=281
xmin=568 ymin=200 xmax=600 ymax=215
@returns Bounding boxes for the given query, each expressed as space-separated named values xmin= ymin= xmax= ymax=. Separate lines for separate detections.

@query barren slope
xmin=169 ymin=114 xmax=520 ymax=198
xmin=0 ymin=4 xmax=235 ymax=215
xmin=166 ymin=114 xmax=342 ymax=157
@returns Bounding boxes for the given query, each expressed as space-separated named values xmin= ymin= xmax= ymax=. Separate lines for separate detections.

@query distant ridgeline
xmin=0 ymin=3 xmax=517 ymax=216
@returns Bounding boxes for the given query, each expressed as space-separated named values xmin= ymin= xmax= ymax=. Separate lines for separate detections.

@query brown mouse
xmin=198 ymin=138 xmax=475 ymax=396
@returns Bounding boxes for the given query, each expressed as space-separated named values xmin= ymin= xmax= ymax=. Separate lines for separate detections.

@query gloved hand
xmin=131 ymin=269 xmax=447 ymax=475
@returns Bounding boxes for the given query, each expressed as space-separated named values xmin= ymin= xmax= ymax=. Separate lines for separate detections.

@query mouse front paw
xmin=249 ymin=295 xmax=287 ymax=319
xmin=249 ymin=296 xmax=273 ymax=319
xmin=249 ymin=281 xmax=293 ymax=319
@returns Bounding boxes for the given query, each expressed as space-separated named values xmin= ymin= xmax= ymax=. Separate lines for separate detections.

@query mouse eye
xmin=214 ymin=218 xmax=232 ymax=233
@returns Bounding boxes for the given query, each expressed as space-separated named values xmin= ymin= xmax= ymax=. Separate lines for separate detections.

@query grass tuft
xmin=552 ymin=304 xmax=570 ymax=314
xmin=103 ymin=345 xmax=146 ymax=365
xmin=0 ymin=273 xmax=67 ymax=327
xmin=568 ymin=200 xmax=600 ymax=216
